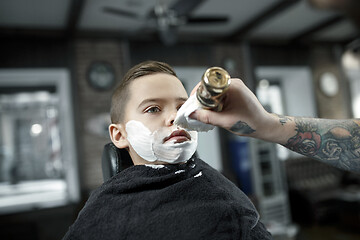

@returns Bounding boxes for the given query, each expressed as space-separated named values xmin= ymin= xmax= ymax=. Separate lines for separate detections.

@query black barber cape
xmin=63 ymin=157 xmax=272 ymax=240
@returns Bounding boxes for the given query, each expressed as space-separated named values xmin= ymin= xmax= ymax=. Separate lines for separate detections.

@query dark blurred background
xmin=0 ymin=0 xmax=360 ymax=239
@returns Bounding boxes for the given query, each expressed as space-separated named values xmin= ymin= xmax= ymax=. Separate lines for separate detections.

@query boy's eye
xmin=177 ymin=103 xmax=184 ymax=111
xmin=145 ymin=106 xmax=161 ymax=113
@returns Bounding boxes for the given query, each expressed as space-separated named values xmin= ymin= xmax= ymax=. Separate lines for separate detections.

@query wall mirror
xmin=0 ymin=69 xmax=79 ymax=214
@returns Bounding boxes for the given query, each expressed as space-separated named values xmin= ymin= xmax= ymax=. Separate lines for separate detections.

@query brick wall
xmin=310 ymin=46 xmax=352 ymax=119
xmin=74 ymin=39 xmax=128 ymax=190
xmin=129 ymin=42 xmax=245 ymax=79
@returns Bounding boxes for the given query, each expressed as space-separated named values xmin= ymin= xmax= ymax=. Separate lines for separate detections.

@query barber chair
xmin=101 ymin=143 xmax=134 ymax=181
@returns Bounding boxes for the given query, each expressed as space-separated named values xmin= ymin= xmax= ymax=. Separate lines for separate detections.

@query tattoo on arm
xmin=275 ymin=114 xmax=292 ymax=125
xmin=270 ymin=113 xmax=292 ymax=125
xmin=230 ymin=120 xmax=255 ymax=134
xmin=283 ymin=118 xmax=360 ymax=173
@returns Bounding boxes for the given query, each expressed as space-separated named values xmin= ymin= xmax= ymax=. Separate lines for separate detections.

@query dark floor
xmin=0 ymin=204 xmax=80 ymax=240
xmin=1 ymin=205 xmax=360 ymax=240
xmin=296 ymin=225 xmax=360 ymax=240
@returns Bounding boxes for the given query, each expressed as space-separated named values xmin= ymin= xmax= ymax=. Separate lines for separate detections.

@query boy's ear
xmin=109 ymin=123 xmax=129 ymax=149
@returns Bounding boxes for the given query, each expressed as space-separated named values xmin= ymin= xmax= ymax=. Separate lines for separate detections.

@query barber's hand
xmin=189 ymin=78 xmax=276 ymax=137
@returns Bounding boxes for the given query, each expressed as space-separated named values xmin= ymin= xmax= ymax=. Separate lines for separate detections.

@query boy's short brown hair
xmin=110 ymin=60 xmax=177 ymax=124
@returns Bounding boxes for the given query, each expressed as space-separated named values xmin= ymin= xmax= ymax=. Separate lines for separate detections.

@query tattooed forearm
xmin=230 ymin=120 xmax=255 ymax=135
xmin=283 ymin=118 xmax=360 ymax=173
xmin=273 ymin=114 xmax=292 ymax=125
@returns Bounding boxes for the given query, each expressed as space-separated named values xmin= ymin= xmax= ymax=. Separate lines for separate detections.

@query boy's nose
xmin=166 ymin=112 xmax=177 ymax=126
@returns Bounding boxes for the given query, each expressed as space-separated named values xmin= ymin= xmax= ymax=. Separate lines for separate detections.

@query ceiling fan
xmin=103 ymin=0 xmax=229 ymax=45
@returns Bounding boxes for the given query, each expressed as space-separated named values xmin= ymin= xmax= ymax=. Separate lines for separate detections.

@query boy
xmin=63 ymin=61 xmax=272 ymax=240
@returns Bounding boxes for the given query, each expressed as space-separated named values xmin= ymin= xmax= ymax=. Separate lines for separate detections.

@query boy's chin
xmin=146 ymin=160 xmax=167 ymax=165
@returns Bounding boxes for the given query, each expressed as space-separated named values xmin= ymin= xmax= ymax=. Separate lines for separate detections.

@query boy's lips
xmin=163 ymin=129 xmax=191 ymax=143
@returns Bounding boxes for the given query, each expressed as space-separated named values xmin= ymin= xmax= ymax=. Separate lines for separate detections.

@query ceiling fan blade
xmin=169 ymin=0 xmax=206 ymax=16
xmin=103 ymin=6 xmax=139 ymax=19
xmin=187 ymin=16 xmax=229 ymax=24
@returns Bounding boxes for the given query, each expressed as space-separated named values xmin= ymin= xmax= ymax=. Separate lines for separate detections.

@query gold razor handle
xmin=196 ymin=67 xmax=231 ymax=112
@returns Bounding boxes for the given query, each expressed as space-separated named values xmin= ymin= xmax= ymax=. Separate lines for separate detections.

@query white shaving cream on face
xmin=125 ymin=120 xmax=198 ymax=164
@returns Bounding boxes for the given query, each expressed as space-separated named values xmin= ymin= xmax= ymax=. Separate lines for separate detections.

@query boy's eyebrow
xmin=138 ymin=97 xmax=188 ymax=108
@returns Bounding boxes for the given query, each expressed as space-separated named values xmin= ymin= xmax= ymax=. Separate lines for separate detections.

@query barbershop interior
xmin=1 ymin=0 xmax=360 ymax=239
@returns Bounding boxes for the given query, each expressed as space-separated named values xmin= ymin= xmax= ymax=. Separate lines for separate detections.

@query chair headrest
xmin=101 ymin=143 xmax=134 ymax=181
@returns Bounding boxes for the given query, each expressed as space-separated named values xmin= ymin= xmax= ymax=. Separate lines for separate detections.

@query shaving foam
xmin=174 ymin=95 xmax=215 ymax=132
xmin=125 ymin=120 xmax=198 ymax=164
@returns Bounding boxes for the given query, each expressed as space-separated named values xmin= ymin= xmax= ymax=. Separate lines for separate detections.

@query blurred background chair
xmin=285 ymin=157 xmax=360 ymax=230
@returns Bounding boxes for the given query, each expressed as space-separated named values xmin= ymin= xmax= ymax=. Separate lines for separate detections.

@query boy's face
xmin=110 ymin=72 xmax=197 ymax=165
xmin=124 ymin=73 xmax=188 ymax=133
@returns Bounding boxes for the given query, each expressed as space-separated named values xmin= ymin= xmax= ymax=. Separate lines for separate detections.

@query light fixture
xmin=319 ymin=72 xmax=339 ymax=97
xmin=341 ymin=49 xmax=360 ymax=71
xmin=30 ymin=123 xmax=43 ymax=136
